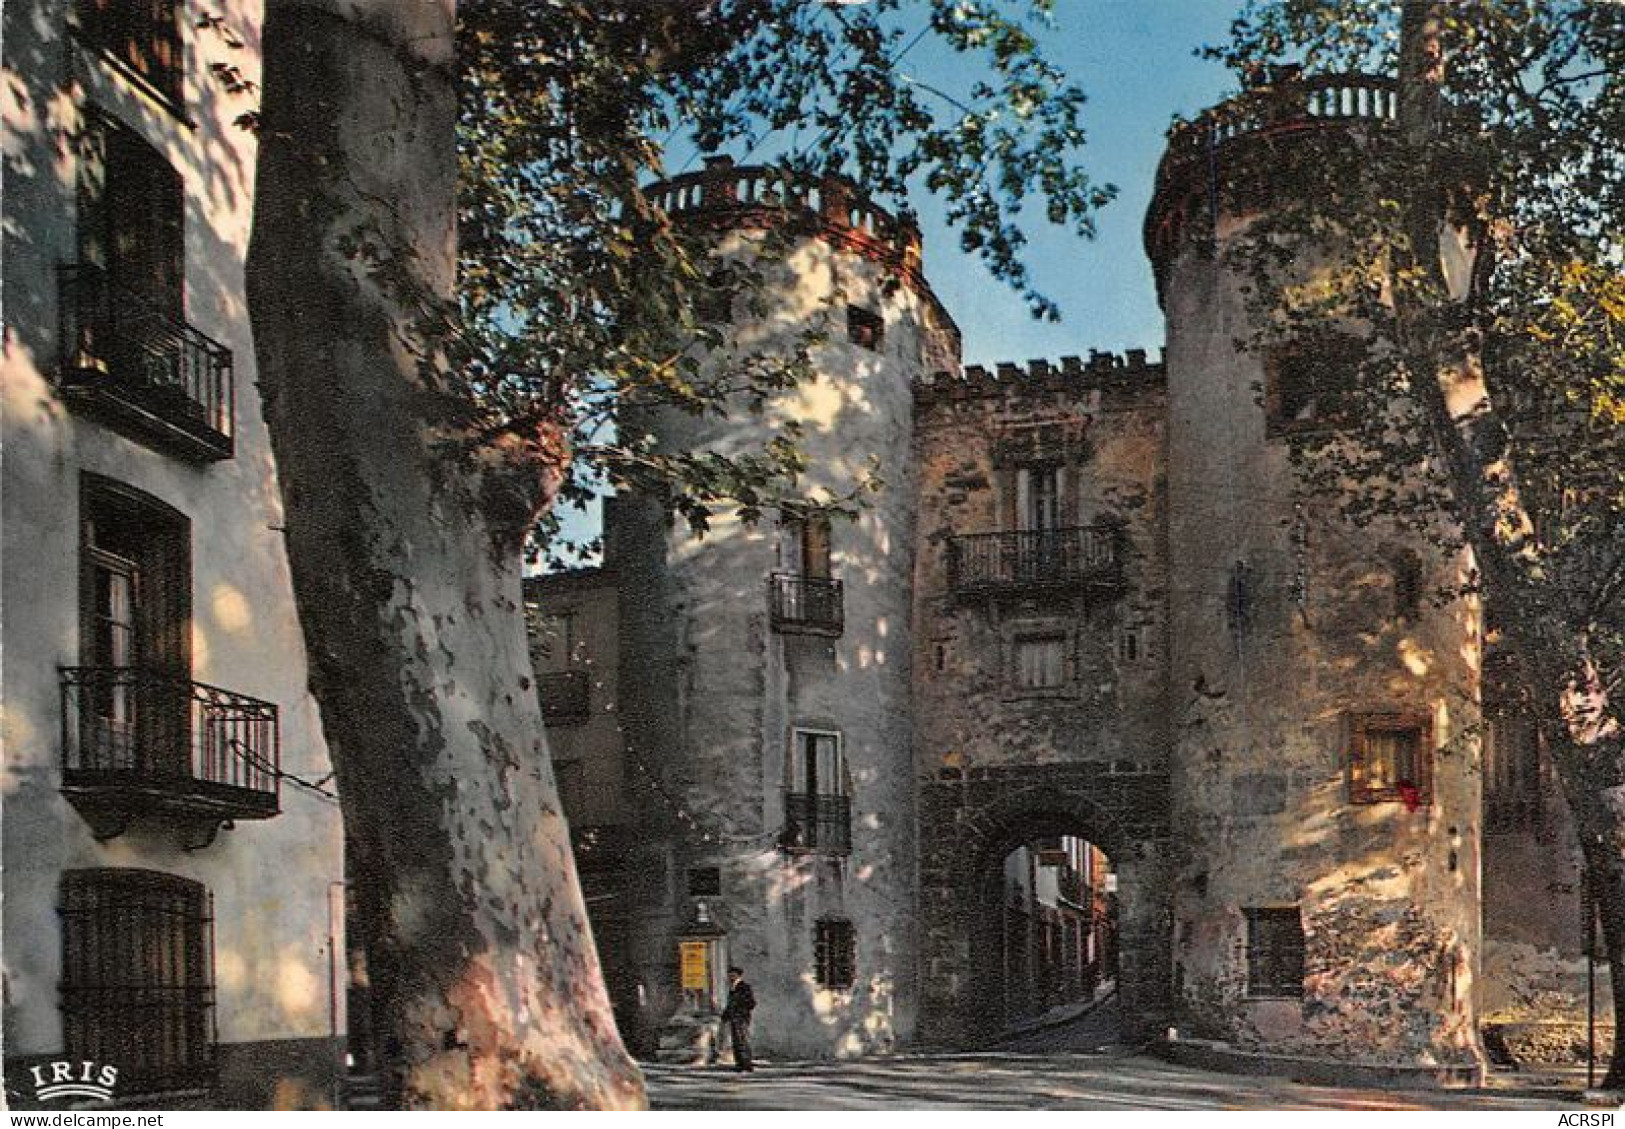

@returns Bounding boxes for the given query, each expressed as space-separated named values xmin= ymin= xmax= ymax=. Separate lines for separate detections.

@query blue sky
xmin=909 ymin=1 xmax=1240 ymax=364
xmin=552 ymin=3 xmax=1243 ymax=554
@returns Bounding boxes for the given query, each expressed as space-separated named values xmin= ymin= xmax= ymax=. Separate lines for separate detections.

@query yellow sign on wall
xmin=680 ymin=941 xmax=709 ymax=990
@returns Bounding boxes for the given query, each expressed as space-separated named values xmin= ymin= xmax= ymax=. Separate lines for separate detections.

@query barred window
xmin=814 ymin=918 xmax=855 ymax=990
xmin=60 ymin=869 xmax=215 ymax=1096
xmin=1244 ymin=906 xmax=1304 ymax=999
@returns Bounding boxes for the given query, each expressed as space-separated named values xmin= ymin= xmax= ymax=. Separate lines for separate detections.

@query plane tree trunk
xmin=246 ymin=0 xmax=645 ymax=1109
xmin=1395 ymin=0 xmax=1625 ymax=1087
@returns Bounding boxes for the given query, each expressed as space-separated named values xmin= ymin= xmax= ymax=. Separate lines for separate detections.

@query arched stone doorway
xmin=989 ymin=829 xmax=1118 ymax=1032
xmin=917 ymin=763 xmax=1171 ymax=1047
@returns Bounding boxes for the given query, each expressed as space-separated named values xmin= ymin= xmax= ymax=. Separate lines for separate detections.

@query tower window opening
xmin=797 ymin=514 xmax=833 ymax=580
xmin=1118 ymin=623 xmax=1151 ymax=665
xmin=696 ymin=267 xmax=736 ymax=323
xmin=1391 ymin=551 xmax=1423 ymax=621
xmin=687 ymin=866 xmax=721 ymax=897
xmin=76 ymin=0 xmax=184 ymax=109
xmin=1348 ymin=712 xmax=1432 ymax=807
xmin=847 ymin=304 xmax=883 ymax=351
xmin=1264 ymin=333 xmax=1362 ymax=435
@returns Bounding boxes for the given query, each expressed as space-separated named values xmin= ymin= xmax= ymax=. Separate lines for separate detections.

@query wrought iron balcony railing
xmin=769 ymin=573 xmax=844 ymax=637
xmin=539 ymin=669 xmax=591 ymax=723
xmin=60 ymin=667 xmax=280 ymax=834
xmin=58 ymin=265 xmax=234 ymax=460
xmin=783 ymin=792 xmax=852 ymax=855
xmin=946 ymin=525 xmax=1122 ymax=596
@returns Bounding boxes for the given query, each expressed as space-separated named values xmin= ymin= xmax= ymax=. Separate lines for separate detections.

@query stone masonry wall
xmin=910 ymin=355 xmax=1174 ymax=1045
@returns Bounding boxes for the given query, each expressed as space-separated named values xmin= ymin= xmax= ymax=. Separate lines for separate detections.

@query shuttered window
xmin=78 ymin=112 xmax=185 ymax=319
xmin=79 ymin=477 xmax=192 ymax=774
xmin=1015 ymin=636 xmax=1066 ymax=690
xmin=76 ymin=0 xmax=184 ymax=106
xmin=1348 ymin=712 xmax=1432 ymax=807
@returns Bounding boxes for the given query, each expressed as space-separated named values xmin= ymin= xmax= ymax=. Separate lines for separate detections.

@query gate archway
xmin=918 ymin=764 xmax=1171 ymax=1047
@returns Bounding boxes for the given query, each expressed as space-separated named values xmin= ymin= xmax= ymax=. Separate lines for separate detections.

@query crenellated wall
xmin=909 ymin=351 xmax=1174 ymax=1045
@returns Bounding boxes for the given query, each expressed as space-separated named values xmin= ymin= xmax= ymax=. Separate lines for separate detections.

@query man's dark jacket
xmin=722 ymin=980 xmax=756 ymax=1022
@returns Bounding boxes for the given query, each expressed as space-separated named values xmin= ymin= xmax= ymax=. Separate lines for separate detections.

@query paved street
xmin=644 ymin=1053 xmax=1574 ymax=1111
xmin=646 ymin=1001 xmax=1577 ymax=1112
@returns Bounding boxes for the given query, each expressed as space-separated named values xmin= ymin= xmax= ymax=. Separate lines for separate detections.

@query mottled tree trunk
xmin=246 ymin=0 xmax=645 ymax=1109
xmin=1396 ymin=0 xmax=1625 ymax=1087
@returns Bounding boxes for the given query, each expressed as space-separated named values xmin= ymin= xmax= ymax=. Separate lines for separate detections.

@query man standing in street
xmin=720 ymin=966 xmax=756 ymax=1072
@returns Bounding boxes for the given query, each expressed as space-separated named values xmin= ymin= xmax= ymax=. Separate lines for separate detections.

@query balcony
xmin=947 ymin=525 xmax=1122 ymax=597
xmin=60 ymin=667 xmax=280 ymax=840
xmin=58 ymin=265 xmax=234 ymax=461
xmin=769 ymin=573 xmax=844 ymax=637
xmin=539 ymin=669 xmax=591 ymax=724
xmin=782 ymin=792 xmax=851 ymax=855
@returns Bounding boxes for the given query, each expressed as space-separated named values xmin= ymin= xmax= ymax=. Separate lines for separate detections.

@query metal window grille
xmin=768 ymin=573 xmax=844 ymax=635
xmin=814 ymin=918 xmax=855 ymax=990
xmin=783 ymin=793 xmax=852 ymax=855
xmin=1244 ymin=907 xmax=1304 ymax=999
xmin=60 ymin=869 xmax=216 ymax=1097
xmin=946 ymin=526 xmax=1120 ymax=593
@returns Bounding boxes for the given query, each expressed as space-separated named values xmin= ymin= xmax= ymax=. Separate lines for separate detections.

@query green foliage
xmin=1203 ymin=1 xmax=1625 ymax=696
xmin=454 ymin=1 xmax=1110 ymax=565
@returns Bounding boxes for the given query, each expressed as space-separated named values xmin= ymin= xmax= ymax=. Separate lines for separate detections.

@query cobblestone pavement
xmin=643 ymin=1053 xmax=1576 ymax=1111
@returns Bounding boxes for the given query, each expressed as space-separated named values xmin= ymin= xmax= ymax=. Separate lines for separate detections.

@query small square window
xmin=1349 ymin=712 xmax=1432 ymax=806
xmin=1245 ymin=906 xmax=1305 ymax=999
xmin=1391 ymin=551 xmax=1423 ymax=621
xmin=696 ymin=267 xmax=736 ymax=323
xmin=846 ymin=304 xmax=883 ymax=351
xmin=1117 ymin=624 xmax=1151 ymax=665
xmin=1014 ymin=636 xmax=1067 ymax=690
xmin=1265 ymin=333 xmax=1361 ymax=435
xmin=814 ymin=918 xmax=855 ymax=989
xmin=687 ymin=866 xmax=721 ymax=897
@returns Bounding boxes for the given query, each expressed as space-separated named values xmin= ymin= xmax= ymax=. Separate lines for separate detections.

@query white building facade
xmin=3 ymin=0 xmax=345 ymax=1108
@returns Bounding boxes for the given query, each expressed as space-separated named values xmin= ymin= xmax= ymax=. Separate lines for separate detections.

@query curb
xmin=1154 ymin=1037 xmax=1484 ymax=1091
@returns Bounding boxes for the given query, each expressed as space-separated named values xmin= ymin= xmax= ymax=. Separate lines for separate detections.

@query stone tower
xmin=1146 ymin=76 xmax=1484 ymax=1071
xmin=609 ymin=156 xmax=958 ymax=1057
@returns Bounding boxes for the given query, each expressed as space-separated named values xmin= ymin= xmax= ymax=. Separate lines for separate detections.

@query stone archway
xmin=917 ymin=762 xmax=1172 ymax=1047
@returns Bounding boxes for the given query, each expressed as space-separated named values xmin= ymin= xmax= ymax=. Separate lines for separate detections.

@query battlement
xmin=645 ymin=155 xmax=923 ymax=274
xmin=914 ymin=348 xmax=1164 ymax=406
xmin=1144 ymin=72 xmax=1396 ymax=306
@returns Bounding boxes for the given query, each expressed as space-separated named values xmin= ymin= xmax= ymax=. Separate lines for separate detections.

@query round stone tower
xmin=1145 ymin=76 xmax=1485 ymax=1073
xmin=610 ymin=156 xmax=959 ymax=1057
